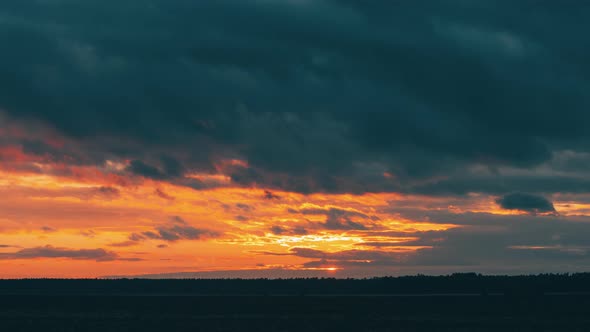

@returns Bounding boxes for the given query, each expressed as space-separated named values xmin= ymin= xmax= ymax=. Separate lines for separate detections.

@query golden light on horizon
xmin=0 ymin=154 xmax=580 ymax=279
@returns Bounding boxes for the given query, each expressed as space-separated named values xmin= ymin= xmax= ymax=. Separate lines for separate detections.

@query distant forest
xmin=3 ymin=273 xmax=590 ymax=296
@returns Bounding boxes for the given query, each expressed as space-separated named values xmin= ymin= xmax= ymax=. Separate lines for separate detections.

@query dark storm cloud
xmin=0 ymin=245 xmax=136 ymax=262
xmin=1 ymin=1 xmax=590 ymax=194
xmin=128 ymin=216 xmax=221 ymax=243
xmin=496 ymin=193 xmax=556 ymax=214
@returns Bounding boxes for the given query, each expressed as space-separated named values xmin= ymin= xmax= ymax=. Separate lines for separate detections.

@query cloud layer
xmin=1 ymin=1 xmax=589 ymax=195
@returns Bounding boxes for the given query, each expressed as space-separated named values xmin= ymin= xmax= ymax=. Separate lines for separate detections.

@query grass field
xmin=3 ymin=276 xmax=590 ymax=331
xmin=3 ymin=293 xmax=590 ymax=331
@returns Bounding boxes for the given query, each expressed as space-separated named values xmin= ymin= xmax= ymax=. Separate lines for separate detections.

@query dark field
xmin=3 ymin=275 xmax=590 ymax=331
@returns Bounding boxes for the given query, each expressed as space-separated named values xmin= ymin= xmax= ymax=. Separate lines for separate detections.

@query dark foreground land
xmin=3 ymin=273 xmax=590 ymax=331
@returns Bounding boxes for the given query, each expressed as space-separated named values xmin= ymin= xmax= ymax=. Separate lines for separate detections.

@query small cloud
xmin=270 ymin=225 xmax=308 ymax=236
xmin=41 ymin=226 xmax=56 ymax=233
xmin=235 ymin=203 xmax=253 ymax=211
xmin=270 ymin=225 xmax=286 ymax=235
xmin=170 ymin=216 xmax=186 ymax=224
xmin=108 ymin=241 xmax=138 ymax=248
xmin=263 ymin=190 xmax=281 ymax=200
xmin=496 ymin=193 xmax=557 ymax=215
xmin=129 ymin=233 xmax=145 ymax=242
xmin=292 ymin=226 xmax=308 ymax=235
xmin=0 ymin=245 xmax=133 ymax=262
xmin=155 ymin=188 xmax=175 ymax=200
xmin=96 ymin=186 xmax=120 ymax=198
xmin=80 ymin=230 xmax=97 ymax=238
xmin=300 ymin=207 xmax=369 ymax=230
xmin=128 ymin=216 xmax=221 ymax=243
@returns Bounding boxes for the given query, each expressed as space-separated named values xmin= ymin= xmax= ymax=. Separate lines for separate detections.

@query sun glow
xmin=0 ymin=164 xmax=456 ymax=278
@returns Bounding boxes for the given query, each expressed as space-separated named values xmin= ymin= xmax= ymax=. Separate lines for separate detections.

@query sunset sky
xmin=2 ymin=1 xmax=590 ymax=278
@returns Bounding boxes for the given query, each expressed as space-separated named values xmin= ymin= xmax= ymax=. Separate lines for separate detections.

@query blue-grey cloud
xmin=1 ymin=1 xmax=590 ymax=195
xmin=496 ymin=193 xmax=556 ymax=214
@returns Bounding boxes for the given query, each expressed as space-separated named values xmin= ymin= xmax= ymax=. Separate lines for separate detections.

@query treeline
xmin=3 ymin=273 xmax=590 ymax=296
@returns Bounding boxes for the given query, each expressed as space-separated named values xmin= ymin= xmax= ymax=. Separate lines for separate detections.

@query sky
xmin=1 ymin=0 xmax=590 ymax=278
